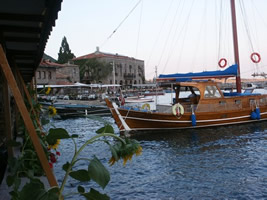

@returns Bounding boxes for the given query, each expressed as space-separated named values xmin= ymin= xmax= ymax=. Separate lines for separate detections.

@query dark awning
xmin=0 ymin=0 xmax=62 ymax=82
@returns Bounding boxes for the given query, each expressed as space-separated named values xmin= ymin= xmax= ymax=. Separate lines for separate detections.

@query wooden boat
xmin=105 ymin=75 xmax=267 ymax=134
xmin=105 ymin=0 xmax=267 ymax=135
xmin=40 ymin=101 xmax=110 ymax=119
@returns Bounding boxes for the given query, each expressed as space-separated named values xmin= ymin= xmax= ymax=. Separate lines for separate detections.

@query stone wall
xmin=35 ymin=66 xmax=57 ymax=85
xmin=98 ymin=56 xmax=145 ymax=88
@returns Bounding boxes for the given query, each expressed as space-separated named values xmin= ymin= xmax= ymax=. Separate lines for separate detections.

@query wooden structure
xmin=105 ymin=80 xmax=267 ymax=134
xmin=0 ymin=0 xmax=62 ymax=188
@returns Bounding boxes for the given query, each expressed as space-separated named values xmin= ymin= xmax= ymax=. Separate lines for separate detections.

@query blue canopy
xmin=158 ymin=64 xmax=238 ymax=81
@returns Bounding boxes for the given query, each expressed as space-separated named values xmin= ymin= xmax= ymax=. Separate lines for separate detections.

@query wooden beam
xmin=4 ymin=36 xmax=40 ymax=43
xmin=0 ymin=25 xmax=42 ymax=33
xmin=0 ymin=13 xmax=45 ymax=22
xmin=7 ymin=50 xmax=38 ymax=56
xmin=0 ymin=45 xmax=58 ymax=187
xmin=2 ymin=77 xmax=14 ymax=157
xmin=16 ymin=67 xmax=42 ymax=130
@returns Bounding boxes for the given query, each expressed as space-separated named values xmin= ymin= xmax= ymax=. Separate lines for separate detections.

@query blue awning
xmin=158 ymin=64 xmax=238 ymax=81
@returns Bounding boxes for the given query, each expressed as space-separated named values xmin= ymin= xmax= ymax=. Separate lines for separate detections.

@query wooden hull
xmin=105 ymin=98 xmax=267 ymax=134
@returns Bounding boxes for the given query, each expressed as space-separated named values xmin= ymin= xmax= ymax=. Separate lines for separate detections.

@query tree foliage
xmin=74 ymin=58 xmax=112 ymax=83
xmin=57 ymin=36 xmax=75 ymax=64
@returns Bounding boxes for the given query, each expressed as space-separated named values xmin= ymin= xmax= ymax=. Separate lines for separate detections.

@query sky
xmin=45 ymin=0 xmax=267 ymax=80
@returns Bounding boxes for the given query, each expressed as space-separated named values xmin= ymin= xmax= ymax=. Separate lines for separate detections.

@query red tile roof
xmin=73 ymin=51 xmax=143 ymax=62
xmin=40 ymin=59 xmax=65 ymax=67
xmin=40 ymin=59 xmax=79 ymax=67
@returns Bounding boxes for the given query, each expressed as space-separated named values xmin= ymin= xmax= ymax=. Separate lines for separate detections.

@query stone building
xmin=35 ymin=60 xmax=80 ymax=85
xmin=73 ymin=47 xmax=145 ymax=88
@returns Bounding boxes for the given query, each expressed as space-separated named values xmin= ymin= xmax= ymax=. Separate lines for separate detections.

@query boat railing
xmin=181 ymin=102 xmax=243 ymax=113
xmin=156 ymin=102 xmax=244 ymax=114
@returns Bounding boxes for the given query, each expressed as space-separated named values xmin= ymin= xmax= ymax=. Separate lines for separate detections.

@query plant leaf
xmin=88 ymin=156 xmax=110 ymax=189
xmin=38 ymin=187 xmax=59 ymax=200
xmin=41 ymin=118 xmax=50 ymax=126
xmin=77 ymin=185 xmax=85 ymax=193
xmin=46 ymin=128 xmax=70 ymax=145
xmin=81 ymin=188 xmax=110 ymax=200
xmin=71 ymin=134 xmax=79 ymax=138
xmin=19 ymin=179 xmax=45 ymax=200
xmin=96 ymin=125 xmax=114 ymax=134
xmin=69 ymin=169 xmax=91 ymax=182
xmin=62 ymin=162 xmax=71 ymax=172
xmin=108 ymin=144 xmax=119 ymax=161
xmin=6 ymin=175 xmax=15 ymax=187
xmin=7 ymin=140 xmax=21 ymax=147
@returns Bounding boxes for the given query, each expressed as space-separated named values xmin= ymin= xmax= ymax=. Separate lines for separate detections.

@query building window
xmin=48 ymin=71 xmax=52 ymax=79
xmin=43 ymin=71 xmax=46 ymax=79
xmin=129 ymin=65 xmax=132 ymax=73
xmin=38 ymin=71 xmax=41 ymax=79
xmin=110 ymin=80 xmax=112 ymax=84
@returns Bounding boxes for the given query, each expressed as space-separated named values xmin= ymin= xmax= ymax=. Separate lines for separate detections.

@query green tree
xmin=57 ymin=36 xmax=75 ymax=64
xmin=74 ymin=58 xmax=112 ymax=84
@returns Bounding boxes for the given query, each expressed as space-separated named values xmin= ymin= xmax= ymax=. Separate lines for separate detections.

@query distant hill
xmin=43 ymin=53 xmax=57 ymax=62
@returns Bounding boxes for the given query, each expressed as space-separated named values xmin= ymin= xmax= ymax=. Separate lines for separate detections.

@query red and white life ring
xmin=172 ymin=103 xmax=184 ymax=117
xmin=218 ymin=58 xmax=227 ymax=68
xmin=250 ymin=52 xmax=261 ymax=63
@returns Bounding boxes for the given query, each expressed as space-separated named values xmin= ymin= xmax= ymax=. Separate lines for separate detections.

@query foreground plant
xmin=7 ymin=123 xmax=142 ymax=200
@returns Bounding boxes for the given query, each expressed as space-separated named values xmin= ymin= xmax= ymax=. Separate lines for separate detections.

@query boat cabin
xmin=162 ymin=80 xmax=265 ymax=114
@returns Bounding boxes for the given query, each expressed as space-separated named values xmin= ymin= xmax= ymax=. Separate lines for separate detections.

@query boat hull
xmin=105 ymin=99 xmax=267 ymax=134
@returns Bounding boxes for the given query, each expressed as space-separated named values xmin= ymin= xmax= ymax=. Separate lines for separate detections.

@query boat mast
xmin=230 ymin=0 xmax=242 ymax=93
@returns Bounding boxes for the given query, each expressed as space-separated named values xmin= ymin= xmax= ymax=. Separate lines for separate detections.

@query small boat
xmin=40 ymin=101 xmax=110 ymax=119
xmin=124 ymin=97 xmax=154 ymax=103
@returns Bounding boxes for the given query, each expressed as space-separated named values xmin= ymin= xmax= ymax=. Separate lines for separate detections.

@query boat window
xmin=249 ymin=99 xmax=255 ymax=105
xmin=235 ymin=100 xmax=241 ymax=104
xmin=204 ymin=86 xmax=221 ymax=98
xmin=219 ymin=101 xmax=226 ymax=105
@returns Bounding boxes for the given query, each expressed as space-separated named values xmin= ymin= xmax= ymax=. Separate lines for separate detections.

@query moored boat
xmin=105 ymin=65 xmax=267 ymax=135
xmin=105 ymin=0 xmax=267 ymax=135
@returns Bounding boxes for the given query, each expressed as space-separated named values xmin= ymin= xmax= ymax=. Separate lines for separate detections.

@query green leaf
xmin=71 ymin=134 xmax=79 ymax=138
xmin=46 ymin=128 xmax=70 ymax=145
xmin=41 ymin=118 xmax=50 ymax=126
xmin=77 ymin=185 xmax=85 ymax=193
xmin=108 ymin=144 xmax=119 ymax=161
xmin=39 ymin=187 xmax=59 ymax=200
xmin=6 ymin=175 xmax=15 ymax=187
xmin=7 ymin=140 xmax=21 ymax=147
xmin=62 ymin=162 xmax=71 ymax=172
xmin=69 ymin=169 xmax=91 ymax=182
xmin=96 ymin=125 xmax=114 ymax=134
xmin=88 ymin=156 xmax=110 ymax=189
xmin=81 ymin=188 xmax=110 ymax=200
xmin=19 ymin=179 xmax=45 ymax=200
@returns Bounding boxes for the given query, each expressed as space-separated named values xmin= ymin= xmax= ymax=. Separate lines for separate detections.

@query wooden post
xmin=0 ymin=45 xmax=58 ymax=187
xmin=2 ymin=78 xmax=14 ymax=157
xmin=16 ymin=67 xmax=42 ymax=129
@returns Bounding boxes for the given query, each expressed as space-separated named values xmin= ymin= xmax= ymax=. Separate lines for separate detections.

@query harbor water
xmin=49 ymin=92 xmax=267 ymax=200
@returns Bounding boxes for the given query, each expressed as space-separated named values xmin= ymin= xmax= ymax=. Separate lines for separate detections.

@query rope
xmin=100 ymin=0 xmax=142 ymax=47
xmin=135 ymin=0 xmax=143 ymax=59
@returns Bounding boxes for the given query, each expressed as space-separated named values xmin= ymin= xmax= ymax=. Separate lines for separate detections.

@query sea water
xmin=50 ymin=91 xmax=267 ymax=199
